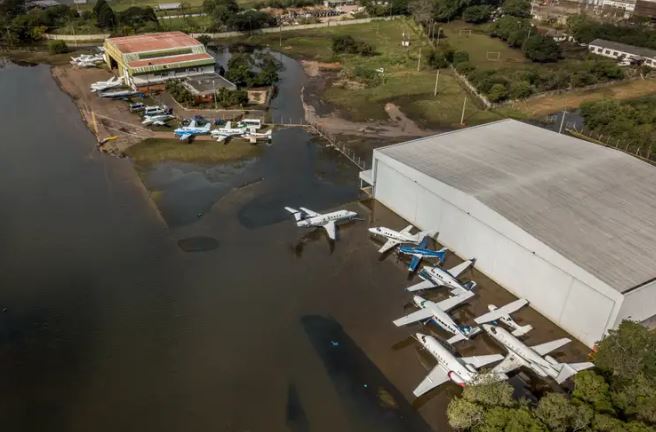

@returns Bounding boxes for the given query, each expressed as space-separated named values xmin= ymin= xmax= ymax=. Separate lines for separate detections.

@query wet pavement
xmin=0 ymin=56 xmax=592 ymax=432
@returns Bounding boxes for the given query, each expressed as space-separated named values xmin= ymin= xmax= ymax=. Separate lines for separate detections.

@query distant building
xmin=26 ymin=0 xmax=60 ymax=8
xmin=182 ymin=74 xmax=237 ymax=104
xmin=589 ymin=38 xmax=656 ymax=67
xmin=103 ymin=32 xmax=216 ymax=93
xmin=73 ymin=0 xmax=88 ymax=5
xmin=322 ymin=0 xmax=354 ymax=7
xmin=157 ymin=2 xmax=182 ymax=10
xmin=635 ymin=0 xmax=656 ymax=16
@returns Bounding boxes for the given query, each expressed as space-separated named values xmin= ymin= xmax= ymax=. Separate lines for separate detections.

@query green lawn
xmin=236 ymin=18 xmax=499 ymax=128
xmin=437 ymin=21 xmax=527 ymax=70
xmin=126 ymin=138 xmax=264 ymax=164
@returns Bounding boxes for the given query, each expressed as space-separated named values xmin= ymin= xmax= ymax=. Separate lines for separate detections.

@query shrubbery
xmin=215 ymin=87 xmax=248 ymax=107
xmin=332 ymin=35 xmax=376 ymax=56
xmin=568 ymin=14 xmax=656 ymax=49
xmin=47 ymin=39 xmax=68 ymax=54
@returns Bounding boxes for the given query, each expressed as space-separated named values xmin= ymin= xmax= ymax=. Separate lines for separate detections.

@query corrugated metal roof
xmin=127 ymin=52 xmax=213 ymax=68
xmin=377 ymin=119 xmax=656 ymax=293
xmin=590 ymin=38 xmax=656 ymax=58
xmin=107 ymin=32 xmax=202 ymax=54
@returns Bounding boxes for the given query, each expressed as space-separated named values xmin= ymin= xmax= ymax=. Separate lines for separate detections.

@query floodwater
xmin=0 ymin=54 xmax=592 ymax=432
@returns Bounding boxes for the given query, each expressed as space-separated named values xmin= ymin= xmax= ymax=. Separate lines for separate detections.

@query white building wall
xmin=371 ymin=153 xmax=624 ymax=347
xmin=616 ymin=280 xmax=656 ymax=324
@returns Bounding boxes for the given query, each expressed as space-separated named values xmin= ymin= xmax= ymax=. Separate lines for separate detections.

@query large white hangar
xmin=360 ymin=119 xmax=656 ymax=347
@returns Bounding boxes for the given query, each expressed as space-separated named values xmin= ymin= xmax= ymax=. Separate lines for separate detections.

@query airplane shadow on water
xmin=286 ymin=383 xmax=310 ymax=432
xmin=300 ymin=315 xmax=432 ymax=432
xmin=291 ymin=228 xmax=335 ymax=257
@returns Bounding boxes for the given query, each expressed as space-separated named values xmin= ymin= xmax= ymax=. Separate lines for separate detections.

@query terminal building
xmin=360 ymin=120 xmax=656 ymax=347
xmin=103 ymin=31 xmax=216 ymax=93
xmin=589 ymin=38 xmax=656 ymax=68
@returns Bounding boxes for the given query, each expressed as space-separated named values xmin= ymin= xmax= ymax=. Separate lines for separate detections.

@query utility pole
xmin=417 ymin=49 xmax=421 ymax=71
xmin=213 ymin=79 xmax=217 ymax=110
xmin=460 ymin=96 xmax=467 ymax=125
xmin=558 ymin=110 xmax=567 ymax=134
xmin=433 ymin=69 xmax=440 ymax=96
xmin=435 ymin=27 xmax=441 ymax=46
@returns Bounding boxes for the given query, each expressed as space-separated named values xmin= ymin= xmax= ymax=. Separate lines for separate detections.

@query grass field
xmin=438 ymin=21 xmax=527 ymax=71
xmin=126 ymin=138 xmax=263 ymax=163
xmin=236 ymin=18 xmax=501 ymax=128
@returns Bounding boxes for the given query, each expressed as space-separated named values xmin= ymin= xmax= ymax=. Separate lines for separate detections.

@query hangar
xmin=360 ymin=119 xmax=656 ymax=347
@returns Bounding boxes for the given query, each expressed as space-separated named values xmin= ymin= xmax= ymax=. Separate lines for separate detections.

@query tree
xmin=534 ymin=393 xmax=580 ymax=432
xmin=94 ymin=0 xmax=117 ymax=29
xmin=488 ymin=83 xmax=509 ymax=102
xmin=117 ymin=6 xmax=158 ymax=29
xmin=501 ymin=0 xmax=530 ymax=17
xmin=0 ymin=0 xmax=26 ymax=19
xmin=594 ymin=321 xmax=656 ymax=382
xmin=452 ymin=50 xmax=470 ymax=65
xmin=408 ymin=0 xmax=434 ymax=25
xmin=483 ymin=407 xmax=546 ymax=431
xmin=428 ymin=50 xmax=448 ymax=68
xmin=331 ymin=35 xmax=376 ymax=56
xmin=215 ymin=87 xmax=248 ymax=107
xmin=47 ymin=39 xmax=68 ymax=54
xmin=461 ymin=379 xmax=515 ymax=408
xmin=204 ymin=0 xmax=239 ymax=27
xmin=522 ymin=35 xmax=560 ymax=62
xmin=447 ymin=398 xmax=485 ymax=430
xmin=509 ymin=80 xmax=532 ymax=99
xmin=573 ymin=370 xmax=616 ymax=413
xmin=491 ymin=16 xmax=530 ymax=47
xmin=226 ymin=10 xmax=274 ymax=31
xmin=462 ymin=5 xmax=492 ymax=23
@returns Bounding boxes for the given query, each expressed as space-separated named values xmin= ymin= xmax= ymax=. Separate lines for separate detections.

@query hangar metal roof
xmin=377 ymin=119 xmax=656 ymax=293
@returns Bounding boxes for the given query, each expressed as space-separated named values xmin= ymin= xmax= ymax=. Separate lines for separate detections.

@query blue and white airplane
xmin=398 ymin=237 xmax=448 ymax=272
xmin=174 ymin=119 xmax=211 ymax=141
xmin=407 ymin=259 xmax=476 ymax=294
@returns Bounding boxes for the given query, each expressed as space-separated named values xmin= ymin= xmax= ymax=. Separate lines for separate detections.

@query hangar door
xmin=374 ymin=160 xmax=418 ymax=224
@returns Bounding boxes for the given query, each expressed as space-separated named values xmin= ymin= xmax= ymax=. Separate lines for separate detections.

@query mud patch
xmin=177 ymin=236 xmax=219 ymax=252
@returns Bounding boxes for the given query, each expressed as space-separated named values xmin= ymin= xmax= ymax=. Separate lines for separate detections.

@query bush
xmin=332 ymin=35 xmax=376 ymax=56
xmin=427 ymin=50 xmax=448 ymax=68
xmin=351 ymin=65 xmax=382 ymax=86
xmin=455 ymin=61 xmax=475 ymax=74
xmin=47 ymin=39 xmax=68 ymax=54
xmin=215 ymin=87 xmax=248 ymax=107
xmin=488 ymin=83 xmax=509 ymax=102
xmin=196 ymin=35 xmax=211 ymax=46
xmin=462 ymin=5 xmax=492 ymax=23
xmin=453 ymin=50 xmax=470 ymax=65
xmin=509 ymin=80 xmax=533 ymax=99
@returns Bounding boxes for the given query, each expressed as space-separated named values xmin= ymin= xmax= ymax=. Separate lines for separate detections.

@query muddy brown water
xmin=0 ymin=56 xmax=591 ymax=432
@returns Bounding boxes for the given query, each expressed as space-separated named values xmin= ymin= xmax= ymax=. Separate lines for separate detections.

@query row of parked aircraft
xmin=283 ymin=208 xmax=594 ymax=398
xmin=174 ymin=118 xmax=272 ymax=143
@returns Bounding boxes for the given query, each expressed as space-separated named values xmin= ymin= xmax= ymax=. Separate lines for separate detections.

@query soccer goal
xmin=486 ymin=51 xmax=501 ymax=61
xmin=458 ymin=29 xmax=472 ymax=37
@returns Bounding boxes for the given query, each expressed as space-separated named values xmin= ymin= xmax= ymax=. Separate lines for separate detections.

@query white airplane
xmin=483 ymin=324 xmax=594 ymax=384
xmin=284 ymin=206 xmax=358 ymax=240
xmin=412 ymin=332 xmax=506 ymax=397
xmin=142 ymin=114 xmax=175 ymax=126
xmin=174 ymin=120 xmax=212 ymax=141
xmin=407 ymin=260 xmax=476 ymax=294
xmin=474 ymin=299 xmax=533 ymax=336
xmin=243 ymin=129 xmax=272 ymax=144
xmin=211 ymin=121 xmax=247 ymax=142
xmin=90 ymin=76 xmax=123 ymax=92
xmin=71 ymin=53 xmax=104 ymax=67
xmin=393 ymin=293 xmax=480 ymax=344
xmin=368 ymin=225 xmax=433 ymax=254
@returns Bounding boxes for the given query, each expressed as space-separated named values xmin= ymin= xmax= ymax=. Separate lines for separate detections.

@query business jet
xmin=411 ymin=332 xmax=506 ymax=397
xmin=368 ymin=225 xmax=433 ymax=254
xmin=474 ymin=299 xmax=533 ymax=336
xmin=483 ymin=324 xmax=594 ymax=384
xmin=393 ymin=293 xmax=480 ymax=345
xmin=407 ymin=260 xmax=476 ymax=294
xmin=398 ymin=238 xmax=448 ymax=272
xmin=284 ymin=207 xmax=358 ymax=240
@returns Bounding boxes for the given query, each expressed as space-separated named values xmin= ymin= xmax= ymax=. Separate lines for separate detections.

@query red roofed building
xmin=103 ymin=31 xmax=216 ymax=93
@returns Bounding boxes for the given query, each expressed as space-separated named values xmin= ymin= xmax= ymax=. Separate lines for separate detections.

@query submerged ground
xmin=0 ymin=58 xmax=590 ymax=431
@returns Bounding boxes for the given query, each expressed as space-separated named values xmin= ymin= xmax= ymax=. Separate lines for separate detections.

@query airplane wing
xmin=447 ymin=260 xmax=474 ymax=278
xmin=153 ymin=121 xmax=165 ymax=126
xmin=406 ymin=280 xmax=437 ymax=292
xmin=323 ymin=221 xmax=336 ymax=240
xmin=216 ymin=135 xmax=227 ymax=142
xmin=461 ymin=353 xmax=504 ymax=370
xmin=178 ymin=133 xmax=192 ymax=141
xmin=400 ymin=224 xmax=414 ymax=235
xmin=435 ymin=290 xmax=474 ymax=312
xmin=392 ymin=308 xmax=434 ymax=327
xmin=413 ymin=365 xmax=449 ymax=397
xmin=531 ymin=338 xmax=571 ymax=356
xmin=474 ymin=299 xmax=529 ymax=325
xmin=299 ymin=207 xmax=320 ymax=217
xmin=378 ymin=238 xmax=400 ymax=254
xmin=491 ymin=353 xmax=525 ymax=374
xmin=408 ymin=254 xmax=422 ymax=272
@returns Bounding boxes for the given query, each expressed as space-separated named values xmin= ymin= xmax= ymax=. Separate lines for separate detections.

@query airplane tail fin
xmin=463 ymin=281 xmax=477 ymax=291
xmin=284 ymin=207 xmax=303 ymax=222
xmin=555 ymin=361 xmax=594 ymax=384
xmin=435 ymin=247 xmax=448 ymax=264
xmin=511 ymin=325 xmax=533 ymax=337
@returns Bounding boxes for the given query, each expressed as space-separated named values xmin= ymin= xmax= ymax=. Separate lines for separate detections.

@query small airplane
xmin=90 ymin=76 xmax=123 ymax=92
xmin=211 ymin=121 xmax=248 ymax=142
xmin=98 ymin=89 xmax=142 ymax=99
xmin=407 ymin=260 xmax=476 ymax=293
xmin=398 ymin=238 xmax=448 ymax=272
xmin=243 ymin=129 xmax=272 ymax=144
xmin=71 ymin=53 xmax=104 ymax=67
xmin=393 ymin=293 xmax=480 ymax=345
xmin=174 ymin=119 xmax=212 ymax=141
xmin=474 ymin=298 xmax=533 ymax=337
xmin=142 ymin=114 xmax=175 ymax=126
xmin=483 ymin=324 xmax=594 ymax=384
xmin=368 ymin=225 xmax=433 ymax=254
xmin=284 ymin=206 xmax=358 ymax=241
xmin=412 ymin=332 xmax=506 ymax=397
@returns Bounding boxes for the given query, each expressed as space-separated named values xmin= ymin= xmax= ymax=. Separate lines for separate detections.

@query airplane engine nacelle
xmin=448 ymin=371 xmax=466 ymax=387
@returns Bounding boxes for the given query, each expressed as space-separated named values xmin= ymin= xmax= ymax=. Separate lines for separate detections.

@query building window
xmin=604 ymin=49 xmax=611 ymax=54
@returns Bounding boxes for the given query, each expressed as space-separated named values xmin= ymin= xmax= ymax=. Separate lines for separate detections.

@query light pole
xmin=213 ymin=79 xmax=217 ymax=110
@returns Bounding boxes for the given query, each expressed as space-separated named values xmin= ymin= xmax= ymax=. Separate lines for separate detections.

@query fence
xmin=565 ymin=124 xmax=655 ymax=164
xmin=44 ymin=33 xmax=109 ymax=42
xmin=309 ymin=123 xmax=368 ymax=171
xmin=449 ymin=65 xmax=492 ymax=108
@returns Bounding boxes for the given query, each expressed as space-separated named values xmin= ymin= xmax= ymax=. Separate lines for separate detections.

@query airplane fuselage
xmin=399 ymin=246 xmax=446 ymax=260
xmin=419 ymin=266 xmax=467 ymax=291
xmin=418 ymin=333 xmax=477 ymax=386
xmin=298 ymin=210 xmax=357 ymax=228
xmin=484 ymin=325 xmax=553 ymax=378
xmin=368 ymin=227 xmax=418 ymax=243
xmin=414 ymin=296 xmax=465 ymax=340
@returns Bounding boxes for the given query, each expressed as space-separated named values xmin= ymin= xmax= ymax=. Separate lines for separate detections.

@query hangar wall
xmin=616 ymin=280 xmax=656 ymax=325
xmin=371 ymin=154 xmax=623 ymax=347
